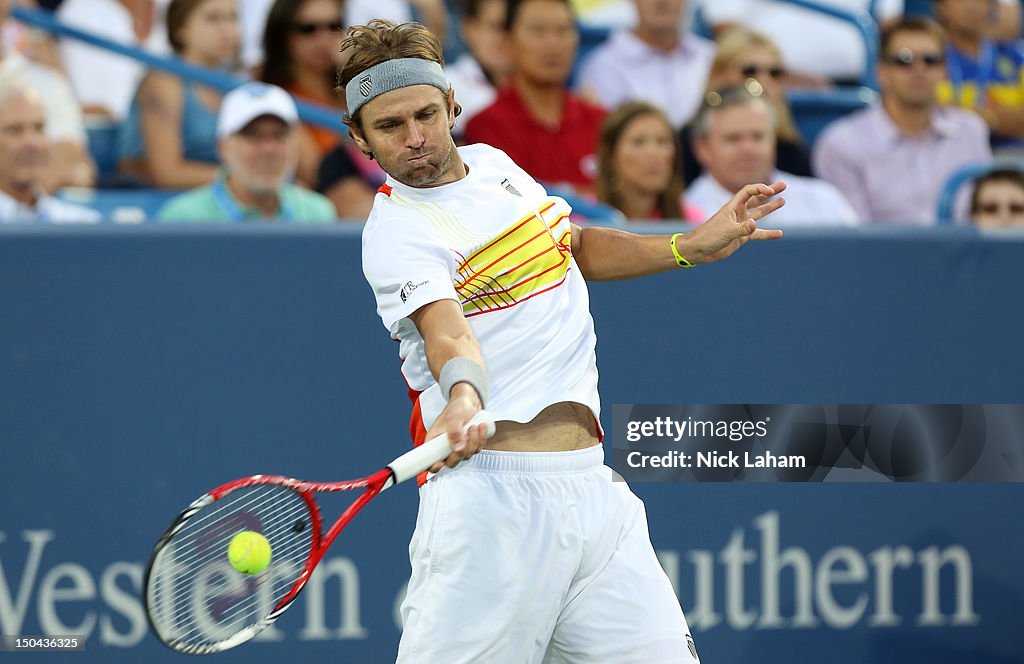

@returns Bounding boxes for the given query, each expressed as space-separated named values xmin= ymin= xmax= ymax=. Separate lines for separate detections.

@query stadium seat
xmin=546 ymin=185 xmax=624 ymax=224
xmin=902 ymin=0 xmax=934 ymax=19
xmin=56 ymin=187 xmax=183 ymax=223
xmin=85 ymin=118 xmax=122 ymax=180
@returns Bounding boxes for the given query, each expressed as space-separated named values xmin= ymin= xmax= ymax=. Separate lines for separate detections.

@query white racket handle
xmin=385 ymin=410 xmax=496 ymax=487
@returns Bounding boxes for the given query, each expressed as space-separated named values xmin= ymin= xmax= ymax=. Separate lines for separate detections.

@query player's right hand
xmin=426 ymin=384 xmax=489 ymax=473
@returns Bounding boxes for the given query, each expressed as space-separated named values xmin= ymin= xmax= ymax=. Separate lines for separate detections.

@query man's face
xmin=508 ymin=0 xmax=578 ymax=87
xmin=934 ymin=0 xmax=995 ymax=40
xmin=350 ymin=85 xmax=460 ymax=188
xmin=220 ymin=115 xmax=296 ymax=196
xmin=0 ymin=92 xmax=49 ymax=192
xmin=877 ymin=30 xmax=946 ymax=110
xmin=634 ymin=0 xmax=685 ymax=35
xmin=694 ymin=100 xmax=775 ymax=194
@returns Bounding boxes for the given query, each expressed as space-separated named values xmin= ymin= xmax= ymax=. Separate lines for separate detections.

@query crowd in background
xmin=1 ymin=0 xmax=1024 ymax=228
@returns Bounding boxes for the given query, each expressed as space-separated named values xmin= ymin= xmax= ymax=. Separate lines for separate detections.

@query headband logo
xmin=359 ymin=75 xmax=373 ymax=98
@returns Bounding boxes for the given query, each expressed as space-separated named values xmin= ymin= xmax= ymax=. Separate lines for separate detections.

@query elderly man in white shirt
xmin=686 ymin=85 xmax=859 ymax=226
xmin=0 ymin=1 xmax=95 ymax=190
xmin=576 ymin=0 xmax=713 ymax=129
xmin=0 ymin=78 xmax=99 ymax=223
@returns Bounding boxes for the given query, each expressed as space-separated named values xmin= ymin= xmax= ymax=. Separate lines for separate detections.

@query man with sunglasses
xmin=812 ymin=16 xmax=991 ymax=225
xmin=575 ymin=0 xmax=714 ymax=129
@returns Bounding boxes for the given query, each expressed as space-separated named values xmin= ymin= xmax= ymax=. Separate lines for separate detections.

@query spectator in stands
xmin=687 ymin=85 xmax=859 ymax=225
xmin=465 ymin=0 xmax=605 ymax=193
xmin=446 ymin=0 xmax=512 ymax=136
xmin=0 ymin=0 xmax=95 ymax=190
xmin=2 ymin=0 xmax=65 ymax=71
xmin=575 ymin=0 xmax=713 ymax=130
xmin=596 ymin=101 xmax=703 ymax=221
xmin=993 ymin=0 xmax=1021 ymax=41
xmin=257 ymin=0 xmax=383 ymax=217
xmin=259 ymin=0 xmax=348 ymax=185
xmin=933 ymin=0 xmax=1024 ymax=149
xmin=157 ymin=82 xmax=336 ymax=222
xmin=118 ymin=0 xmax=240 ymax=189
xmin=695 ymin=0 xmax=905 ymax=86
xmin=813 ymin=17 xmax=991 ymax=224
xmin=57 ymin=0 xmax=169 ymax=121
xmin=970 ymin=166 xmax=1024 ymax=228
xmin=680 ymin=29 xmax=810 ymax=186
xmin=0 ymin=78 xmax=99 ymax=222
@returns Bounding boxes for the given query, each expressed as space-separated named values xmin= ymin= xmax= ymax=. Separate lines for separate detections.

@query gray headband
xmin=345 ymin=58 xmax=449 ymax=118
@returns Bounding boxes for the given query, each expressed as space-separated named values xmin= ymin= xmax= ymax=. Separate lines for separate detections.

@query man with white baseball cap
xmin=157 ymin=82 xmax=336 ymax=223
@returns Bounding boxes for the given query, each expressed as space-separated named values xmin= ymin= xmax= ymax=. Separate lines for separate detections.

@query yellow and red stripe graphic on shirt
xmin=455 ymin=201 xmax=572 ymax=317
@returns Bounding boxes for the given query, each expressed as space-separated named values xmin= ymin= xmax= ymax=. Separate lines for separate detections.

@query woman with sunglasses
xmin=118 ymin=0 xmax=241 ymax=188
xmin=258 ymin=0 xmax=354 ymax=185
xmin=679 ymin=28 xmax=812 ymax=187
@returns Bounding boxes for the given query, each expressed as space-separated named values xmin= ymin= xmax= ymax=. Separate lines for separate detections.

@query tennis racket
xmin=143 ymin=411 xmax=495 ymax=654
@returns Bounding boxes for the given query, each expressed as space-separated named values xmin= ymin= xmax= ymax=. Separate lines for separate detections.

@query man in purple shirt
xmin=574 ymin=0 xmax=713 ymax=129
xmin=812 ymin=16 xmax=991 ymax=225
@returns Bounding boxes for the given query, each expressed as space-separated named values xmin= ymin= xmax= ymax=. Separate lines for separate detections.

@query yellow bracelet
xmin=670 ymin=233 xmax=696 ymax=268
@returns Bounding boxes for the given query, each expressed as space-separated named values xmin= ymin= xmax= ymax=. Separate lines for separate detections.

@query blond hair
xmin=708 ymin=28 xmax=801 ymax=144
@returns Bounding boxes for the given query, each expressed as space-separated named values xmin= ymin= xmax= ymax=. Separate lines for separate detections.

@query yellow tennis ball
xmin=228 ymin=531 xmax=272 ymax=575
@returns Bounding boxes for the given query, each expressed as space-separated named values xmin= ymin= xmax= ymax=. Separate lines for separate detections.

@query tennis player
xmin=342 ymin=19 xmax=785 ymax=663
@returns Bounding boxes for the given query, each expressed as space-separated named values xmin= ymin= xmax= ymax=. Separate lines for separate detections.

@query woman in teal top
xmin=117 ymin=0 xmax=240 ymax=189
xmin=119 ymin=81 xmax=219 ymax=165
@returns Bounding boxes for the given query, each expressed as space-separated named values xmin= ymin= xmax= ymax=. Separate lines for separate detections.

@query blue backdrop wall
xmin=1 ymin=225 xmax=1022 ymax=663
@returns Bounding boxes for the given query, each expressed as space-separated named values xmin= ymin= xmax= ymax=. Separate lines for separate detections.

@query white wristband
xmin=438 ymin=357 xmax=488 ymax=407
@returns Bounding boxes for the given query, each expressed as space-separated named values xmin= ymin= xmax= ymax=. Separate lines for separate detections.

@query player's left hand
xmin=678 ymin=180 xmax=786 ymax=265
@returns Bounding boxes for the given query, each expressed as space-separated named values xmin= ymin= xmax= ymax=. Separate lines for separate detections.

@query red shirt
xmin=464 ymin=85 xmax=606 ymax=190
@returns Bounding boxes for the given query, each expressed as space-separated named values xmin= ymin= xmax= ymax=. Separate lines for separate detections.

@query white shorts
xmin=397 ymin=445 xmax=699 ymax=664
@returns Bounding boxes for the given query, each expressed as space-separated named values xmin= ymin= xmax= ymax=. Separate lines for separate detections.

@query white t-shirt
xmin=576 ymin=29 xmax=714 ymax=129
xmin=362 ymin=144 xmax=601 ymax=433
xmin=238 ymin=0 xmax=277 ymax=70
xmin=686 ymin=170 xmax=861 ymax=226
xmin=56 ymin=0 xmax=170 ymax=121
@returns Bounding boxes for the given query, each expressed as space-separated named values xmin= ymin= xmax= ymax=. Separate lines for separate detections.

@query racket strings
xmin=147 ymin=484 xmax=315 ymax=651
xmin=163 ymin=487 xmax=307 ymax=571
